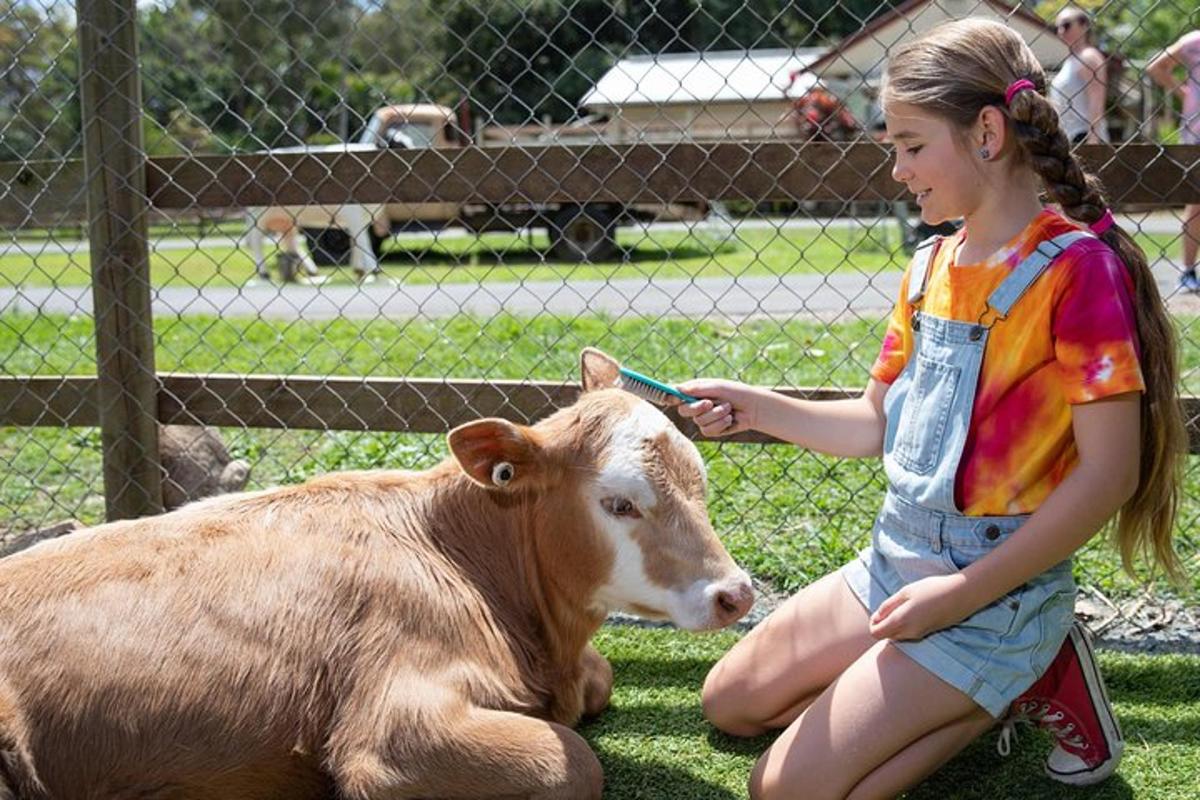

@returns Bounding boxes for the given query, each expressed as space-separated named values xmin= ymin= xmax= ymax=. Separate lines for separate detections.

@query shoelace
xmin=996 ymin=718 xmax=1020 ymax=756
xmin=996 ymin=701 xmax=1088 ymax=756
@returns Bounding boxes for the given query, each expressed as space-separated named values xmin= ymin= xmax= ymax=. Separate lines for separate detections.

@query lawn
xmin=0 ymin=223 xmax=1188 ymax=288
xmin=589 ymin=625 xmax=1200 ymax=799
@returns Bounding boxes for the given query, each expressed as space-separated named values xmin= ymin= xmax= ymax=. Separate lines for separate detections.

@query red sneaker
xmin=998 ymin=621 xmax=1123 ymax=786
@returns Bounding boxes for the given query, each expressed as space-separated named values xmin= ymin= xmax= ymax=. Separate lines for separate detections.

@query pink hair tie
xmin=1004 ymin=78 xmax=1037 ymax=106
xmin=1090 ymin=209 xmax=1116 ymax=235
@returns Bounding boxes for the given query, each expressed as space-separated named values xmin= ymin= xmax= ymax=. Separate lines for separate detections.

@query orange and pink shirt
xmin=871 ymin=210 xmax=1144 ymax=515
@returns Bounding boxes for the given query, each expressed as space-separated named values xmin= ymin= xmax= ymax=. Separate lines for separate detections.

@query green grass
xmin=590 ymin=625 xmax=1200 ymax=799
xmin=1 ymin=226 xmax=1188 ymax=288
xmin=2 ymin=311 xmax=1198 ymax=602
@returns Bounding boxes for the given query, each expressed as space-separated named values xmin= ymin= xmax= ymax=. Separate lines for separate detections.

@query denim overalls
xmin=843 ymin=232 xmax=1087 ymax=717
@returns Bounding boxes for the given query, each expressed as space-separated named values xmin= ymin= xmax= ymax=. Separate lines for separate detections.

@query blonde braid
xmin=1005 ymin=90 xmax=1107 ymax=222
xmin=1010 ymin=87 xmax=1187 ymax=583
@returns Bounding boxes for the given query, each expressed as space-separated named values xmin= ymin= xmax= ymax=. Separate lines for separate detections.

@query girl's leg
xmin=703 ymin=570 xmax=875 ymax=737
xmin=847 ymin=703 xmax=995 ymax=799
xmin=748 ymin=640 xmax=987 ymax=800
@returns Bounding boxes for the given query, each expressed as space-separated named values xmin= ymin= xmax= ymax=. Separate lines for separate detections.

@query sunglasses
xmin=1056 ymin=17 xmax=1087 ymax=33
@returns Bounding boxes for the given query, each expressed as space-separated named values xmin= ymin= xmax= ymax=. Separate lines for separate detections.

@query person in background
xmin=1147 ymin=30 xmax=1200 ymax=292
xmin=1050 ymin=6 xmax=1109 ymax=144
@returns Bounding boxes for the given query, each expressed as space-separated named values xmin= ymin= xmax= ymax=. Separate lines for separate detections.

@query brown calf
xmin=0 ymin=349 xmax=753 ymax=799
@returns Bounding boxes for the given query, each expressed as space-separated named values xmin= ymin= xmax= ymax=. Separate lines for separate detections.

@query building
xmin=578 ymin=0 xmax=1070 ymax=142
xmin=580 ymin=49 xmax=824 ymax=142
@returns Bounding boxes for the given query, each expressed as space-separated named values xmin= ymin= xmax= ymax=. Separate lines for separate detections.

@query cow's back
xmin=0 ymin=470 xmax=533 ymax=798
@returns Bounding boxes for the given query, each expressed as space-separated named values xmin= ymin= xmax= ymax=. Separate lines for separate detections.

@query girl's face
xmin=885 ymin=102 xmax=981 ymax=225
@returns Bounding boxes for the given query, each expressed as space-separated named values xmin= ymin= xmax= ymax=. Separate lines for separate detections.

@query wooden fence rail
xmin=3 ymin=143 xmax=1200 ymax=227
xmin=3 ymin=376 xmax=1199 ymax=452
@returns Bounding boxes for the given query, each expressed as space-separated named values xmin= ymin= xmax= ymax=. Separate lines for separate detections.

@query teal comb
xmin=616 ymin=366 xmax=698 ymax=406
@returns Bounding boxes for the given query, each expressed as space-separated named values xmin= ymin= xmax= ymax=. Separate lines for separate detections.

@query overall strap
xmin=984 ymin=231 xmax=1093 ymax=320
xmin=906 ymin=235 xmax=942 ymax=306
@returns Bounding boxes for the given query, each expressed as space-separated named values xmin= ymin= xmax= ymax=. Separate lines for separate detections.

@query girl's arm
xmin=675 ymin=377 xmax=890 ymax=458
xmin=870 ymin=392 xmax=1141 ymax=640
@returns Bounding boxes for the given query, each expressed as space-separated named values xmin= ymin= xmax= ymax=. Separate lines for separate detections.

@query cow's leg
xmin=330 ymin=683 xmax=602 ymax=800
xmin=287 ymin=226 xmax=320 ymax=277
xmin=245 ymin=212 xmax=271 ymax=281
xmin=0 ymin=677 xmax=48 ymax=799
xmin=580 ymin=643 xmax=613 ymax=718
xmin=279 ymin=227 xmax=320 ymax=280
xmin=344 ymin=205 xmax=379 ymax=279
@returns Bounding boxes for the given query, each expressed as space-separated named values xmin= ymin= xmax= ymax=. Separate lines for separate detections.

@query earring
xmin=978 ymin=147 xmax=991 ymax=160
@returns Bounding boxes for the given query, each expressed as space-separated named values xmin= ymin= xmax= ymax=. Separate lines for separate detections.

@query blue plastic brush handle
xmin=619 ymin=367 xmax=699 ymax=403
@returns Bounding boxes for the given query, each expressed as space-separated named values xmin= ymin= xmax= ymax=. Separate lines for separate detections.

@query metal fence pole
xmin=77 ymin=0 xmax=162 ymax=520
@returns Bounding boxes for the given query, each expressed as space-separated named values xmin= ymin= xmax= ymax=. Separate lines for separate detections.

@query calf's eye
xmin=601 ymin=497 xmax=641 ymax=519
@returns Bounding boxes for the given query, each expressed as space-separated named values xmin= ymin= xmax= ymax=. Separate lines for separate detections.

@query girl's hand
xmin=674 ymin=379 xmax=761 ymax=437
xmin=868 ymin=574 xmax=973 ymax=641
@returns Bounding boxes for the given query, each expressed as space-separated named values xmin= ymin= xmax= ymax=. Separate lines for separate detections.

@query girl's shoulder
xmin=1026 ymin=211 xmax=1123 ymax=280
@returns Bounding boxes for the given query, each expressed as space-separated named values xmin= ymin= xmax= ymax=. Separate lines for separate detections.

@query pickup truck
xmin=247 ymin=103 xmax=706 ymax=280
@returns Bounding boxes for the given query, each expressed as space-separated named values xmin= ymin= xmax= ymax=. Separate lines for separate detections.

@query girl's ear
xmin=975 ymin=105 xmax=1010 ymax=160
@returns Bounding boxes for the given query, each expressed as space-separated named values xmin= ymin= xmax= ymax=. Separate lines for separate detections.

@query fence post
xmin=77 ymin=0 xmax=163 ymax=520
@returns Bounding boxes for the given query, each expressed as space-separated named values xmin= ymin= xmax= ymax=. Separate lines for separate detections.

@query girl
xmin=677 ymin=18 xmax=1185 ymax=800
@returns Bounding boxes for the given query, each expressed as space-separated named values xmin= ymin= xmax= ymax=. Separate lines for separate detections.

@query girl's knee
xmin=701 ymin=668 xmax=766 ymax=737
xmin=750 ymin=749 xmax=845 ymax=800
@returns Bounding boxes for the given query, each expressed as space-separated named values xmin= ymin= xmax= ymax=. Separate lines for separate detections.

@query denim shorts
xmin=842 ymin=492 xmax=1076 ymax=717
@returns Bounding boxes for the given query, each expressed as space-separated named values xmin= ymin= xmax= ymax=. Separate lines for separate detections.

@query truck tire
xmin=548 ymin=205 xmax=617 ymax=263
xmin=302 ymin=228 xmax=352 ymax=266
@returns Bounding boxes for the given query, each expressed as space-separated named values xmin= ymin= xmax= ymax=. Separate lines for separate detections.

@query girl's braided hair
xmin=882 ymin=18 xmax=1186 ymax=582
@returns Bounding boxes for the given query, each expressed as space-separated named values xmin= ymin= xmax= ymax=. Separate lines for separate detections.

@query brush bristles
xmin=616 ymin=375 xmax=672 ymax=406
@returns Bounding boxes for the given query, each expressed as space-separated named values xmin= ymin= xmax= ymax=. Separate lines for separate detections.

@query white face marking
xmin=587 ymin=402 xmax=713 ymax=622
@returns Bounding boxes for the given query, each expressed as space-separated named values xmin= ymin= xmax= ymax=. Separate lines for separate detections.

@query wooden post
xmin=77 ymin=0 xmax=163 ymax=520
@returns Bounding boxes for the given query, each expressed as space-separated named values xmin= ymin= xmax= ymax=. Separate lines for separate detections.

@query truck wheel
xmin=302 ymin=228 xmax=352 ymax=266
xmin=549 ymin=205 xmax=617 ymax=263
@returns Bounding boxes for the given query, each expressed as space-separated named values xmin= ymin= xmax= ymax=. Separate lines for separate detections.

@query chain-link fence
xmin=1 ymin=0 xmax=1198 ymax=629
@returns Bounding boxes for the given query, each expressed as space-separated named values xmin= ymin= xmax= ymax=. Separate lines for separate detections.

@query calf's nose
xmin=712 ymin=577 xmax=755 ymax=626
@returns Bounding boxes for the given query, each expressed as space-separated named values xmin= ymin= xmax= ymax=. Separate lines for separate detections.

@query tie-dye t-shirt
xmin=871 ymin=209 xmax=1144 ymax=515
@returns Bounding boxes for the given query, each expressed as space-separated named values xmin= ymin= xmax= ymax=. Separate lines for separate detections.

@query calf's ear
xmin=580 ymin=347 xmax=621 ymax=392
xmin=448 ymin=418 xmax=541 ymax=489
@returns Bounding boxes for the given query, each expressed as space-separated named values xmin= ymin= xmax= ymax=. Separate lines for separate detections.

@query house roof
xmin=804 ymin=0 xmax=1068 ymax=79
xmin=580 ymin=49 xmax=825 ymax=109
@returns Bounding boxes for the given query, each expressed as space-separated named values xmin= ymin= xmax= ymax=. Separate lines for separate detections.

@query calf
xmin=0 ymin=349 xmax=753 ymax=800
xmin=245 ymin=204 xmax=383 ymax=282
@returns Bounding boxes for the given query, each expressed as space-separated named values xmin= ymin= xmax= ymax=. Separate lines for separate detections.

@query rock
xmin=0 ymin=519 xmax=80 ymax=557
xmin=158 ymin=425 xmax=251 ymax=511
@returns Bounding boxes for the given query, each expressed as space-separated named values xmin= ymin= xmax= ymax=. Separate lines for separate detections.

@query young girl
xmin=677 ymin=18 xmax=1185 ymax=800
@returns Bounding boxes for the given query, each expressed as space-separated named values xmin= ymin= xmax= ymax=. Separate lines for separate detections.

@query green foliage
xmin=2 ymin=0 xmax=918 ymax=155
xmin=1034 ymin=0 xmax=1200 ymax=60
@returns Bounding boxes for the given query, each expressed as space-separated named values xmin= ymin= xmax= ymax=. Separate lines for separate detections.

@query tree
xmin=0 ymin=0 xmax=79 ymax=160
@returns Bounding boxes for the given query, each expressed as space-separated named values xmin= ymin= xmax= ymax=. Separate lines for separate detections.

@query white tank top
xmin=1050 ymin=52 xmax=1108 ymax=142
